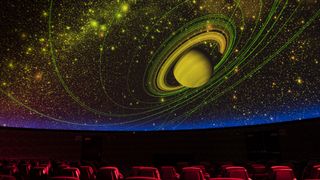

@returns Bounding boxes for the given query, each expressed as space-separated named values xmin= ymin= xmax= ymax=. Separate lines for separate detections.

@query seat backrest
xmin=161 ymin=166 xmax=177 ymax=180
xmin=303 ymin=162 xmax=320 ymax=179
xmin=29 ymin=166 xmax=47 ymax=177
xmin=0 ymin=175 xmax=16 ymax=180
xmin=227 ymin=170 xmax=248 ymax=180
xmin=251 ymin=164 xmax=266 ymax=174
xmin=18 ymin=163 xmax=31 ymax=176
xmin=59 ymin=165 xmax=70 ymax=169
xmin=61 ymin=168 xmax=80 ymax=178
xmin=79 ymin=166 xmax=94 ymax=180
xmin=131 ymin=167 xmax=143 ymax=176
xmin=181 ymin=167 xmax=205 ymax=180
xmin=138 ymin=167 xmax=160 ymax=179
xmin=0 ymin=166 xmax=18 ymax=175
xmin=97 ymin=167 xmax=119 ymax=180
xmin=225 ymin=167 xmax=249 ymax=180
xmin=210 ymin=178 xmax=244 ymax=180
xmin=48 ymin=177 xmax=80 ymax=180
xmin=311 ymin=165 xmax=320 ymax=178
xmin=314 ymin=168 xmax=320 ymax=179
xmin=273 ymin=169 xmax=295 ymax=180
xmin=271 ymin=166 xmax=291 ymax=170
xmin=126 ymin=177 xmax=158 ymax=180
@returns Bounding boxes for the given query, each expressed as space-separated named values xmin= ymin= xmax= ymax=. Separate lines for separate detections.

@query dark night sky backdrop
xmin=0 ymin=0 xmax=319 ymax=131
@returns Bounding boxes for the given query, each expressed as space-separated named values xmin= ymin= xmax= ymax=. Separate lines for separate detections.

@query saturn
xmin=173 ymin=49 xmax=213 ymax=88
xmin=146 ymin=15 xmax=236 ymax=96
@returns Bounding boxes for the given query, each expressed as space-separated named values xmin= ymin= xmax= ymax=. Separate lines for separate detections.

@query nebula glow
xmin=0 ymin=0 xmax=319 ymax=131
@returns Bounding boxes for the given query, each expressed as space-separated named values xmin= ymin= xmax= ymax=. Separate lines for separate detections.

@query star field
xmin=0 ymin=0 xmax=319 ymax=131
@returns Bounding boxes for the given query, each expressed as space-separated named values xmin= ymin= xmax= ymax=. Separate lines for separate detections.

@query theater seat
xmin=29 ymin=166 xmax=48 ymax=180
xmin=126 ymin=177 xmax=159 ymax=180
xmin=310 ymin=165 xmax=320 ymax=179
xmin=225 ymin=166 xmax=251 ymax=180
xmin=160 ymin=166 xmax=180 ymax=180
xmin=79 ymin=166 xmax=95 ymax=180
xmin=97 ymin=166 xmax=123 ymax=180
xmin=0 ymin=165 xmax=18 ymax=175
xmin=129 ymin=167 xmax=160 ymax=180
xmin=48 ymin=177 xmax=80 ymax=180
xmin=0 ymin=175 xmax=16 ymax=180
xmin=314 ymin=168 xmax=320 ymax=179
xmin=59 ymin=165 xmax=70 ymax=169
xmin=193 ymin=165 xmax=210 ymax=180
xmin=271 ymin=166 xmax=291 ymax=170
xmin=272 ymin=169 xmax=296 ymax=180
xmin=131 ymin=167 xmax=145 ymax=177
xmin=250 ymin=164 xmax=268 ymax=180
xmin=18 ymin=163 xmax=31 ymax=176
xmin=60 ymin=167 xmax=80 ymax=178
xmin=303 ymin=163 xmax=320 ymax=179
xmin=181 ymin=167 xmax=205 ymax=180
xmin=251 ymin=164 xmax=266 ymax=173
xmin=210 ymin=178 xmax=243 ymax=180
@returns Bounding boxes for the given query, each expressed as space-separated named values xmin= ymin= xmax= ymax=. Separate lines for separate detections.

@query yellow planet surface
xmin=173 ymin=50 xmax=213 ymax=88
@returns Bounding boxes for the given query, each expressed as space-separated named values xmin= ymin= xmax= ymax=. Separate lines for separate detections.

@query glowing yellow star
xmin=121 ymin=3 xmax=129 ymax=12
xmin=90 ymin=20 xmax=99 ymax=28
xmin=296 ymin=77 xmax=303 ymax=84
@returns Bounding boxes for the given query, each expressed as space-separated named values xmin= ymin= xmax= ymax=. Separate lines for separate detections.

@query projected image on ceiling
xmin=0 ymin=0 xmax=319 ymax=131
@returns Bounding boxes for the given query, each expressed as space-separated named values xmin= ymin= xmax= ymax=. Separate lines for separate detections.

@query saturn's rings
xmin=145 ymin=15 xmax=237 ymax=97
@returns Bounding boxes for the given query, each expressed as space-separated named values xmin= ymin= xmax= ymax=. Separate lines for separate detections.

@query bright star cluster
xmin=0 ymin=0 xmax=319 ymax=131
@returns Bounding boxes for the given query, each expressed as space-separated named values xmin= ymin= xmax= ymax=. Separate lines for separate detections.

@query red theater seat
xmin=225 ymin=166 xmax=251 ymax=180
xmin=60 ymin=167 xmax=80 ymax=178
xmin=250 ymin=164 xmax=268 ymax=180
xmin=48 ymin=177 xmax=80 ymax=180
xmin=210 ymin=178 xmax=243 ymax=180
xmin=54 ymin=164 xmax=70 ymax=175
xmin=131 ymin=167 xmax=144 ymax=176
xmin=130 ymin=167 xmax=152 ymax=177
xmin=272 ymin=169 xmax=296 ymax=180
xmin=18 ymin=163 xmax=31 ymax=176
xmin=79 ymin=166 xmax=95 ymax=180
xmin=193 ymin=165 xmax=210 ymax=180
xmin=59 ymin=165 xmax=70 ymax=169
xmin=0 ymin=175 xmax=16 ymax=180
xmin=97 ymin=166 xmax=123 ymax=180
xmin=271 ymin=166 xmax=291 ymax=170
xmin=39 ymin=163 xmax=51 ymax=174
xmin=29 ymin=166 xmax=48 ymax=179
xmin=181 ymin=167 xmax=205 ymax=180
xmin=126 ymin=177 xmax=159 ymax=180
xmin=39 ymin=163 xmax=51 ymax=168
xmin=160 ymin=166 xmax=180 ymax=180
xmin=251 ymin=164 xmax=267 ymax=173
xmin=303 ymin=163 xmax=320 ymax=179
xmin=0 ymin=165 xmax=18 ymax=175
xmin=129 ymin=167 xmax=160 ymax=180
xmin=310 ymin=165 xmax=320 ymax=179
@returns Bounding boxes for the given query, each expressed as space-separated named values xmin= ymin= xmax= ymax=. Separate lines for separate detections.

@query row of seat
xmin=302 ymin=162 xmax=320 ymax=179
xmin=0 ymin=162 xmax=302 ymax=180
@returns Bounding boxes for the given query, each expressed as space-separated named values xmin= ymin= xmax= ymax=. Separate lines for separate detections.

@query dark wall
xmin=0 ymin=118 xmax=320 ymax=163
xmin=101 ymin=130 xmax=246 ymax=165
xmin=278 ymin=120 xmax=320 ymax=160
xmin=0 ymin=130 xmax=82 ymax=160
